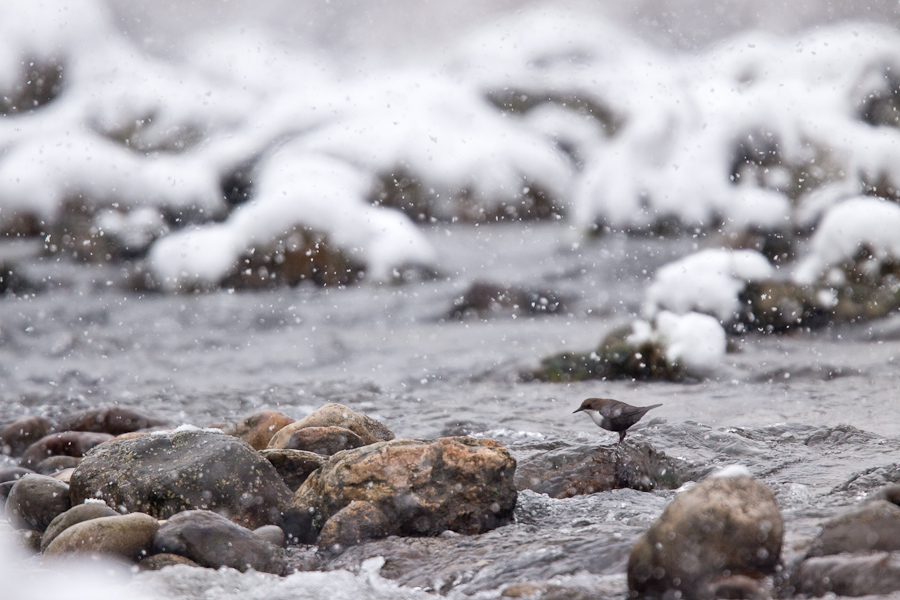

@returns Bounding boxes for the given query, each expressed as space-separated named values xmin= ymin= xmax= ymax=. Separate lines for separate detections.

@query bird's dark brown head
xmin=572 ymin=397 xmax=613 ymax=413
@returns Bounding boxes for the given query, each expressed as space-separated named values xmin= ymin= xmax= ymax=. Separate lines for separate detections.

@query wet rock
xmin=260 ymin=448 xmax=326 ymax=490
xmin=35 ymin=455 xmax=80 ymax=475
xmin=138 ymin=553 xmax=203 ymax=571
xmin=279 ymin=425 xmax=366 ymax=455
xmin=253 ymin=524 xmax=286 ymax=548
xmin=0 ymin=415 xmax=55 ymax=457
xmin=793 ymin=553 xmax=900 ymax=597
xmin=0 ymin=480 xmax=14 ymax=512
xmin=154 ymin=509 xmax=287 ymax=575
xmin=317 ymin=500 xmax=393 ymax=553
xmin=0 ymin=466 xmax=34 ymax=484
xmin=6 ymin=474 xmax=72 ymax=532
xmin=15 ymin=529 xmax=43 ymax=554
xmin=528 ymin=324 xmax=683 ymax=383
xmin=69 ymin=429 xmax=292 ymax=530
xmin=628 ymin=469 xmax=783 ymax=599
xmin=222 ymin=410 xmax=294 ymax=450
xmin=805 ymin=500 xmax=900 ymax=557
xmin=268 ymin=403 xmax=394 ymax=449
xmin=515 ymin=441 xmax=687 ymax=498
xmin=59 ymin=407 xmax=169 ymax=436
xmin=447 ymin=281 xmax=568 ymax=319
xmin=41 ymin=501 xmax=122 ymax=551
xmin=20 ymin=431 xmax=113 ymax=468
xmin=292 ymin=437 xmax=517 ymax=546
xmin=44 ymin=512 xmax=159 ymax=562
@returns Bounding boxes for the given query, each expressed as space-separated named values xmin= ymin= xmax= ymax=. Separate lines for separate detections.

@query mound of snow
xmin=793 ymin=197 xmax=900 ymax=285
xmin=629 ymin=310 xmax=727 ymax=374
xmin=297 ymin=73 xmax=574 ymax=221
xmin=0 ymin=133 xmax=224 ymax=226
xmin=148 ymin=152 xmax=436 ymax=291
xmin=645 ymin=249 xmax=775 ymax=322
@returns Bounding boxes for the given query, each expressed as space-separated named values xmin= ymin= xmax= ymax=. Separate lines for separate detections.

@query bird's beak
xmin=572 ymin=407 xmax=582 ymax=414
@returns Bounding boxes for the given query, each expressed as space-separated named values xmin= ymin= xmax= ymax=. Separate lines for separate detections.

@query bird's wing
xmin=598 ymin=401 xmax=631 ymax=419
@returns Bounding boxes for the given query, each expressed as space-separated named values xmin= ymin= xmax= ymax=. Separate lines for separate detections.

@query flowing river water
xmin=3 ymin=221 xmax=900 ymax=598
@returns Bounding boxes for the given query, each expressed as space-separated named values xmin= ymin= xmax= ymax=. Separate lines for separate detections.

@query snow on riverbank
xmin=1 ymin=1 xmax=900 ymax=292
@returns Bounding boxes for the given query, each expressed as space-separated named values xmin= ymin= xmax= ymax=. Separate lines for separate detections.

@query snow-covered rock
xmin=148 ymin=152 xmax=436 ymax=291
xmin=629 ymin=311 xmax=727 ymax=375
xmin=645 ymin=249 xmax=775 ymax=323
xmin=794 ymin=197 xmax=900 ymax=286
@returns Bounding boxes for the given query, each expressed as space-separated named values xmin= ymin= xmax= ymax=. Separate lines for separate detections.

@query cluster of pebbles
xmin=0 ymin=403 xmax=517 ymax=574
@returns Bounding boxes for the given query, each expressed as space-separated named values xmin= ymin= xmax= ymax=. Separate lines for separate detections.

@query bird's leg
xmin=618 ymin=430 xmax=627 ymax=445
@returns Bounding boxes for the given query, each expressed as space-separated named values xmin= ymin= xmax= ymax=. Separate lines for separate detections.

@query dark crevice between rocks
xmin=485 ymin=88 xmax=621 ymax=136
xmin=372 ymin=168 xmax=565 ymax=224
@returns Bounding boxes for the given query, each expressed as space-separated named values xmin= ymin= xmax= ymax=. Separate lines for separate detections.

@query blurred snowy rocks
xmin=5 ymin=474 xmax=72 ymax=533
xmin=515 ymin=440 xmax=687 ymax=498
xmin=43 ymin=512 xmax=160 ymax=563
xmin=644 ymin=249 xmax=774 ymax=324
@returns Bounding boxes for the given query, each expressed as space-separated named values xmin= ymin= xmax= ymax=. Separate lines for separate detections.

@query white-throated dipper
xmin=573 ymin=397 xmax=662 ymax=445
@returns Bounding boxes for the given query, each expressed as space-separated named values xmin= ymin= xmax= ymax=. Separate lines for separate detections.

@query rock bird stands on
xmin=573 ymin=397 xmax=661 ymax=445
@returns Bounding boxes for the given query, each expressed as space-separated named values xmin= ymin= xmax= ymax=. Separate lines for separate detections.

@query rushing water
xmin=4 ymin=222 xmax=900 ymax=598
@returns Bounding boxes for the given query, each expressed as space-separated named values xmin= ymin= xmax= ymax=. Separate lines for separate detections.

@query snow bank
xmin=793 ymin=197 xmax=900 ymax=285
xmin=297 ymin=73 xmax=573 ymax=221
xmin=645 ymin=249 xmax=775 ymax=322
xmin=3 ymin=1 xmax=900 ymax=294
xmin=451 ymin=9 xmax=900 ymax=234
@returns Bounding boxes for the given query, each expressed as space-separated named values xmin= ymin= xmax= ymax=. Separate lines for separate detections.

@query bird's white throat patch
xmin=585 ymin=409 xmax=605 ymax=427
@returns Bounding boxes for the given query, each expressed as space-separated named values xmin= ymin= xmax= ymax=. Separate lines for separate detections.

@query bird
xmin=573 ymin=397 xmax=662 ymax=445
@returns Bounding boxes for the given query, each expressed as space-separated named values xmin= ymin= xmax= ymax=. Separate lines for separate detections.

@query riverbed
xmin=4 ymin=222 xmax=900 ymax=598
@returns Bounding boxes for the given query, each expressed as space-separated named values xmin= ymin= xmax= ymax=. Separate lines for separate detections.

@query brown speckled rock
xmin=291 ymin=437 xmax=517 ymax=546
xmin=280 ymin=426 xmax=365 ymax=455
xmin=222 ymin=410 xmax=294 ymax=450
xmin=41 ymin=501 xmax=121 ymax=551
xmin=69 ymin=429 xmax=292 ymax=530
xmin=268 ymin=403 xmax=393 ymax=449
